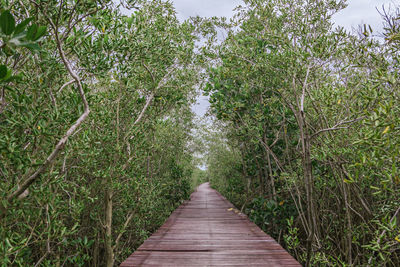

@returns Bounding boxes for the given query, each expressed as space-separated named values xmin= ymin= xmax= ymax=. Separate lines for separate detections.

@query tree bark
xmin=105 ymin=186 xmax=114 ymax=267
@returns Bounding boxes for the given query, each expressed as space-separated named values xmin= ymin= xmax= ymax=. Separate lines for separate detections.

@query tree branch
xmin=300 ymin=66 xmax=311 ymax=113
xmin=5 ymin=15 xmax=90 ymax=204
xmin=132 ymin=93 xmax=155 ymax=130
xmin=128 ymin=63 xmax=178 ymax=140
xmin=57 ymin=79 xmax=75 ymax=94
xmin=112 ymin=210 xmax=135 ymax=251
xmin=311 ymin=117 xmax=365 ymax=139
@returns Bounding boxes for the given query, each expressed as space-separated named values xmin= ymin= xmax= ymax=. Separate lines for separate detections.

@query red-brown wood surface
xmin=120 ymin=183 xmax=302 ymax=266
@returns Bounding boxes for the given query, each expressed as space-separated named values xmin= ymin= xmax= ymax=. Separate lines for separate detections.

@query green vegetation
xmin=1 ymin=0 xmax=399 ymax=266
xmin=0 ymin=1 xmax=200 ymax=265
xmin=203 ymin=0 xmax=400 ymax=266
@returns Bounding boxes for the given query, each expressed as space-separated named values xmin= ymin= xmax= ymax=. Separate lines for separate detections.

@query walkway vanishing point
xmin=121 ymin=183 xmax=301 ymax=266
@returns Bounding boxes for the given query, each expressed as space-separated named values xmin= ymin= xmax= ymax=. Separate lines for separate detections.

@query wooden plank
xmin=120 ymin=183 xmax=301 ymax=267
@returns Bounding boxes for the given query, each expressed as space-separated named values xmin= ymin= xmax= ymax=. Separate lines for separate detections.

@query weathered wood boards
xmin=121 ymin=183 xmax=301 ymax=266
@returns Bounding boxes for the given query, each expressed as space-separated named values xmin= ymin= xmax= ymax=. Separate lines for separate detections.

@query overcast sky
xmin=172 ymin=0 xmax=392 ymax=31
xmin=172 ymin=0 xmax=394 ymax=116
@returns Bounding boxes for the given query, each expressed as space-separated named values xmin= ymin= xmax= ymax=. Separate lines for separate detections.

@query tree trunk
xmin=267 ymin=151 xmax=276 ymax=201
xmin=299 ymin=111 xmax=316 ymax=267
xmin=105 ymin=185 xmax=114 ymax=267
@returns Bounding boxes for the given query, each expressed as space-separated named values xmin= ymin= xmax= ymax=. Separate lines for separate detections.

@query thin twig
xmin=311 ymin=117 xmax=366 ymax=139
xmin=367 ymin=206 xmax=400 ymax=266
xmin=300 ymin=66 xmax=311 ymax=113
xmin=57 ymin=80 xmax=75 ymax=94
xmin=113 ymin=211 xmax=135 ymax=251
xmin=128 ymin=63 xmax=178 ymax=140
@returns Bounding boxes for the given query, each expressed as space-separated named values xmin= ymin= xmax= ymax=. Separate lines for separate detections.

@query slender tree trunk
xmin=294 ymin=66 xmax=317 ymax=266
xmin=283 ymin=117 xmax=290 ymax=165
xmin=267 ymin=151 xmax=276 ymax=201
xmin=238 ymin=142 xmax=250 ymax=194
xmin=337 ymin=168 xmax=353 ymax=265
xmin=263 ymin=134 xmax=277 ymax=201
xmin=261 ymin=130 xmax=270 ymax=195
xmin=263 ymin=162 xmax=271 ymax=197
xmin=300 ymin=111 xmax=316 ymax=267
xmin=255 ymin=157 xmax=264 ymax=195
xmin=343 ymin=183 xmax=353 ymax=265
xmin=105 ymin=184 xmax=114 ymax=267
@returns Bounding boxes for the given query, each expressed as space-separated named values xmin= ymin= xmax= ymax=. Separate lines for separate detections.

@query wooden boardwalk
xmin=120 ymin=183 xmax=301 ymax=266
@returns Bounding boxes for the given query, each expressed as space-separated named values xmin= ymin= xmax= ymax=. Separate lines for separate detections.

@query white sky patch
xmin=332 ymin=0 xmax=393 ymax=33
xmin=171 ymin=0 xmax=242 ymax=117
xmin=172 ymin=0 xmax=242 ymax=20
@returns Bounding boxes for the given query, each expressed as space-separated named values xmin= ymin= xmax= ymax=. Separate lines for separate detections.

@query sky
xmin=169 ymin=0 xmax=394 ymax=117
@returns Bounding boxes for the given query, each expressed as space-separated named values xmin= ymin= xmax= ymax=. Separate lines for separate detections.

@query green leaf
xmin=4 ymin=73 xmax=22 ymax=83
xmin=3 ymin=68 xmax=12 ymax=81
xmin=14 ymin=17 xmax=33 ymax=35
xmin=370 ymin=185 xmax=380 ymax=190
xmin=26 ymin=24 xmax=38 ymax=40
xmin=127 ymin=17 xmax=134 ymax=28
xmin=0 ymin=65 xmax=7 ymax=79
xmin=0 ymin=10 xmax=15 ymax=35
xmin=21 ymin=43 xmax=40 ymax=52
xmin=3 ymin=85 xmax=13 ymax=91
xmin=4 ymin=238 xmax=12 ymax=248
xmin=33 ymin=25 xmax=47 ymax=41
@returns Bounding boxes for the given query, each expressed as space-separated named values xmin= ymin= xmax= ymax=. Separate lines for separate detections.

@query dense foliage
xmin=0 ymin=0 xmax=200 ymax=266
xmin=2 ymin=0 xmax=399 ymax=266
xmin=204 ymin=0 xmax=400 ymax=266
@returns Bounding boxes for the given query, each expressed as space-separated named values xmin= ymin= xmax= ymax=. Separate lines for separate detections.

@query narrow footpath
xmin=121 ymin=182 xmax=301 ymax=266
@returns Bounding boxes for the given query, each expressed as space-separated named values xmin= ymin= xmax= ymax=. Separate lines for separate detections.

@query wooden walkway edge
xmin=120 ymin=182 xmax=302 ymax=266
